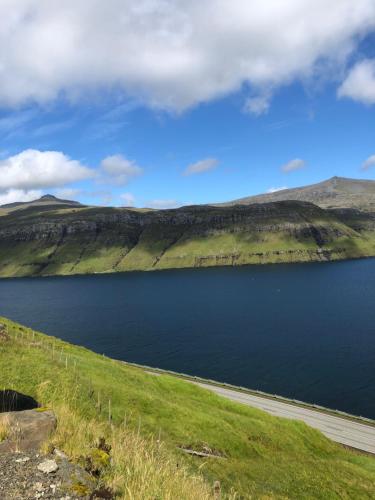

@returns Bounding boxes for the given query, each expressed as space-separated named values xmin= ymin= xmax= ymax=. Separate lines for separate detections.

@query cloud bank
xmin=0 ymin=149 xmax=93 ymax=191
xmin=0 ymin=189 xmax=43 ymax=206
xmin=183 ymin=158 xmax=219 ymax=176
xmin=0 ymin=1 xmax=375 ymax=111
xmin=120 ymin=192 xmax=135 ymax=207
xmin=338 ymin=60 xmax=375 ymax=105
xmin=244 ymin=92 xmax=272 ymax=116
xmin=267 ymin=186 xmax=288 ymax=193
xmin=281 ymin=158 xmax=306 ymax=173
xmin=361 ymin=154 xmax=375 ymax=170
xmin=100 ymin=155 xmax=143 ymax=185
xmin=146 ymin=199 xmax=180 ymax=209
xmin=0 ymin=150 xmax=144 ymax=206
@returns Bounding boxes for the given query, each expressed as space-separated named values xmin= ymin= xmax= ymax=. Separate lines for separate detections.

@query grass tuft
xmin=0 ymin=415 xmax=9 ymax=442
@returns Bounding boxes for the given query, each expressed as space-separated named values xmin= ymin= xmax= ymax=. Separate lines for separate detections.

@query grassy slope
xmin=1 ymin=317 xmax=375 ymax=499
xmin=1 ymin=203 xmax=375 ymax=278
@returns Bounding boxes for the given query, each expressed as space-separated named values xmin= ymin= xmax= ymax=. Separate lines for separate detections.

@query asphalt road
xmin=194 ymin=382 xmax=375 ymax=454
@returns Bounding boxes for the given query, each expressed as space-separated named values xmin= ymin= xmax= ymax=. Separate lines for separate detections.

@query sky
xmin=0 ymin=1 xmax=375 ymax=208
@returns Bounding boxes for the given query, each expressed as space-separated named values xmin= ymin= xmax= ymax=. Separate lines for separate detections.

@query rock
xmin=54 ymin=448 xmax=68 ymax=459
xmin=0 ymin=409 xmax=56 ymax=452
xmin=15 ymin=456 xmax=30 ymax=463
xmin=37 ymin=459 xmax=59 ymax=474
xmin=0 ymin=451 xmax=96 ymax=499
xmin=34 ymin=481 xmax=44 ymax=491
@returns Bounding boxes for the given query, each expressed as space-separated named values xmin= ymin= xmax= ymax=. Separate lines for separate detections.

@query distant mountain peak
xmin=0 ymin=193 xmax=83 ymax=211
xmin=40 ymin=194 xmax=58 ymax=201
xmin=224 ymin=176 xmax=375 ymax=212
xmin=34 ymin=193 xmax=81 ymax=206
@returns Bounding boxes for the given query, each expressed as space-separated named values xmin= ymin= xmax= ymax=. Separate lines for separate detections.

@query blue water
xmin=1 ymin=259 xmax=375 ymax=419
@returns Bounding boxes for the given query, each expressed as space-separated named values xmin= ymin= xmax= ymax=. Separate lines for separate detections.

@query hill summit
xmin=0 ymin=194 xmax=83 ymax=211
xmin=225 ymin=176 xmax=375 ymax=212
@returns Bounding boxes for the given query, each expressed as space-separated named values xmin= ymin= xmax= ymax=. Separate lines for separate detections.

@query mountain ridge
xmin=0 ymin=197 xmax=374 ymax=277
xmin=223 ymin=176 xmax=375 ymax=211
xmin=0 ymin=176 xmax=375 ymax=277
xmin=2 ymin=176 xmax=375 ymax=213
xmin=0 ymin=194 xmax=83 ymax=211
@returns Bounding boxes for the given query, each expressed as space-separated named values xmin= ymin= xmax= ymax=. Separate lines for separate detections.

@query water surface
xmin=1 ymin=260 xmax=374 ymax=419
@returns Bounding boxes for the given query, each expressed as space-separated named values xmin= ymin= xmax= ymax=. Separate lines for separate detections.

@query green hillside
xmin=0 ymin=197 xmax=375 ymax=278
xmin=1 ymin=317 xmax=375 ymax=498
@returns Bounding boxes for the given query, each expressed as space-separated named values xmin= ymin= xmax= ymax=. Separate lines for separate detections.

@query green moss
xmin=89 ymin=448 xmax=110 ymax=469
xmin=70 ymin=482 xmax=90 ymax=497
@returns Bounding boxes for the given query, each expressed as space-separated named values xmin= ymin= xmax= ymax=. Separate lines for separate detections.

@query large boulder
xmin=0 ymin=409 xmax=56 ymax=452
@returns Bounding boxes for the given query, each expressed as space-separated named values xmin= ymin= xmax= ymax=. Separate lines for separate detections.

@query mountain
xmin=224 ymin=176 xmax=375 ymax=212
xmin=0 ymin=194 xmax=83 ymax=212
xmin=0 ymin=194 xmax=374 ymax=277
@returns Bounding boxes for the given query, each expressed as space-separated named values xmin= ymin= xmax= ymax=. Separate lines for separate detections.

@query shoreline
xmin=1 ymin=253 xmax=375 ymax=281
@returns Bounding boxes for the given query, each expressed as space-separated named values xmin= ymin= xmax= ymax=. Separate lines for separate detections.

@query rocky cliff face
xmin=0 ymin=201 xmax=347 ymax=239
xmin=0 ymin=201 xmax=374 ymax=277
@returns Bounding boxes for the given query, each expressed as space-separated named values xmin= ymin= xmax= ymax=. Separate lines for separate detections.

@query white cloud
xmin=120 ymin=192 xmax=135 ymax=207
xmin=281 ymin=158 xmax=306 ymax=173
xmin=244 ymin=92 xmax=272 ymax=116
xmin=0 ymin=188 xmax=42 ymax=206
xmin=53 ymin=187 xmax=81 ymax=200
xmin=145 ymin=199 xmax=180 ymax=209
xmin=0 ymin=149 xmax=93 ymax=191
xmin=183 ymin=158 xmax=218 ymax=176
xmin=88 ymin=190 xmax=113 ymax=206
xmin=100 ymin=155 xmax=143 ymax=185
xmin=0 ymin=109 xmax=36 ymax=136
xmin=267 ymin=186 xmax=288 ymax=193
xmin=361 ymin=154 xmax=375 ymax=170
xmin=0 ymin=1 xmax=374 ymax=111
xmin=32 ymin=119 xmax=74 ymax=137
xmin=338 ymin=59 xmax=375 ymax=104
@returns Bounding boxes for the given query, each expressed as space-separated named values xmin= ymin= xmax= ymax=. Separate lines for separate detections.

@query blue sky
xmin=0 ymin=1 xmax=375 ymax=208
